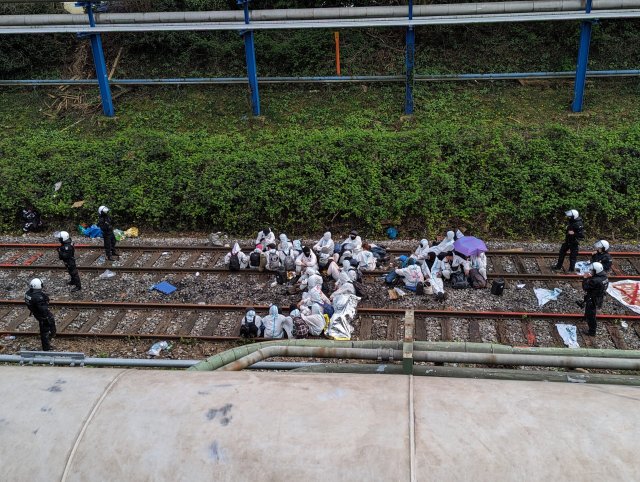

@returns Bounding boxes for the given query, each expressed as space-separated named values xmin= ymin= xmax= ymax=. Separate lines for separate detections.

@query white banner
xmin=607 ymin=280 xmax=640 ymax=315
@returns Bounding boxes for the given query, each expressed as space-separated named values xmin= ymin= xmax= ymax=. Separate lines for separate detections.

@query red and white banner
xmin=607 ymin=280 xmax=640 ymax=315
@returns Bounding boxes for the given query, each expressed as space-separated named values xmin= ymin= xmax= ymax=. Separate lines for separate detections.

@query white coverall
xmin=255 ymin=229 xmax=275 ymax=249
xmin=442 ymin=254 xmax=465 ymax=280
xmin=224 ymin=242 xmax=250 ymax=269
xmin=301 ymin=304 xmax=326 ymax=336
xmin=295 ymin=250 xmax=318 ymax=274
xmin=356 ymin=249 xmax=377 ymax=271
xmin=331 ymin=272 xmax=356 ymax=300
xmin=464 ymin=253 xmax=488 ymax=279
xmin=395 ymin=264 xmax=424 ymax=289
xmin=429 ymin=231 xmax=455 ymax=255
xmin=429 ymin=257 xmax=447 ymax=295
xmin=262 ymin=305 xmax=293 ymax=339
xmin=313 ymin=232 xmax=335 ymax=255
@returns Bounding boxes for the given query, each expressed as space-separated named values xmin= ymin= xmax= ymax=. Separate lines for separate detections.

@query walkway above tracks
xmin=2 ymin=367 xmax=639 ymax=480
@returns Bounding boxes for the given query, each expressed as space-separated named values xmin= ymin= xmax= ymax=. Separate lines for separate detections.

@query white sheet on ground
xmin=575 ymin=261 xmax=591 ymax=275
xmin=556 ymin=324 xmax=579 ymax=349
xmin=534 ymin=287 xmax=562 ymax=306
xmin=607 ymin=280 xmax=640 ymax=315
xmin=326 ymin=294 xmax=360 ymax=340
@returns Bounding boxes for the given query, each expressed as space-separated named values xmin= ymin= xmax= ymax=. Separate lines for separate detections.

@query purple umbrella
xmin=453 ymin=236 xmax=488 ymax=257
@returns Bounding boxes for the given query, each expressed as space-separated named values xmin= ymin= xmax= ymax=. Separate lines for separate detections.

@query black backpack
xmin=451 ymin=270 xmax=469 ymax=289
xmin=229 ymin=253 xmax=240 ymax=271
xmin=249 ymin=251 xmax=260 ymax=267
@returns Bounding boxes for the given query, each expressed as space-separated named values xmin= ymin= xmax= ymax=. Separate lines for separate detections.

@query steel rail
xmin=0 ymin=299 xmax=638 ymax=321
xmin=1 ymin=9 xmax=640 ymax=34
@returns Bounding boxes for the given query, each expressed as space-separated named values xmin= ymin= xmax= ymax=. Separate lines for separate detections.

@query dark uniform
xmin=20 ymin=206 xmax=44 ymax=233
xmin=58 ymin=240 xmax=81 ymax=291
xmin=591 ymin=250 xmax=613 ymax=272
xmin=554 ymin=216 xmax=584 ymax=272
xmin=98 ymin=212 xmax=118 ymax=260
xmin=582 ymin=272 xmax=609 ymax=336
xmin=24 ymin=288 xmax=57 ymax=351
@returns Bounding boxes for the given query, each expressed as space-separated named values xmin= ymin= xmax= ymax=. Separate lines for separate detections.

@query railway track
xmin=1 ymin=300 xmax=639 ymax=350
xmin=1 ymin=243 xmax=639 ymax=283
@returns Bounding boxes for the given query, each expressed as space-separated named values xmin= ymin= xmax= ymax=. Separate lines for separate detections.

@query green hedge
xmin=1 ymin=121 xmax=638 ymax=237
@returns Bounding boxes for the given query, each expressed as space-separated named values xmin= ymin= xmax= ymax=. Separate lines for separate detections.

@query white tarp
xmin=556 ymin=324 xmax=579 ymax=349
xmin=534 ymin=287 xmax=562 ymax=306
xmin=574 ymin=261 xmax=592 ymax=275
xmin=325 ymin=294 xmax=360 ymax=340
xmin=607 ymin=280 xmax=640 ymax=315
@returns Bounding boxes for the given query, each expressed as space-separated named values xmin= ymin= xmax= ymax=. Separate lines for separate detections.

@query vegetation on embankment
xmin=0 ymin=81 xmax=638 ymax=238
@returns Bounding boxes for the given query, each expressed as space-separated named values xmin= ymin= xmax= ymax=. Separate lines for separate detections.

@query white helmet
xmin=591 ymin=262 xmax=604 ymax=274
xmin=565 ymin=209 xmax=579 ymax=219
xmin=98 ymin=205 xmax=109 ymax=215
xmin=58 ymin=231 xmax=70 ymax=242
xmin=29 ymin=278 xmax=43 ymax=290
xmin=594 ymin=240 xmax=610 ymax=251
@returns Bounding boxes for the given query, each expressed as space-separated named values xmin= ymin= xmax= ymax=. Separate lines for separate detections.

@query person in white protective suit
xmin=224 ymin=242 xmax=250 ymax=269
xmin=429 ymin=252 xmax=453 ymax=301
xmin=298 ymin=266 xmax=322 ymax=291
xmin=331 ymin=271 xmax=356 ymax=300
xmin=295 ymin=246 xmax=318 ymax=274
xmin=463 ymin=252 xmax=488 ymax=280
xmin=278 ymin=238 xmax=297 ymax=273
xmin=341 ymin=259 xmax=357 ymax=282
xmin=261 ymin=305 xmax=293 ymax=339
xmin=292 ymin=239 xmax=303 ymax=257
xmin=442 ymin=251 xmax=466 ymax=280
xmin=411 ymin=239 xmax=431 ymax=263
xmin=301 ymin=303 xmax=327 ymax=336
xmin=334 ymin=230 xmax=363 ymax=262
xmin=313 ymin=232 xmax=335 ymax=256
xmin=429 ymin=231 xmax=455 ymax=255
xmin=395 ymin=258 xmax=425 ymax=291
xmin=261 ymin=243 xmax=282 ymax=272
xmin=255 ymin=227 xmax=275 ymax=250
xmin=356 ymin=243 xmax=378 ymax=271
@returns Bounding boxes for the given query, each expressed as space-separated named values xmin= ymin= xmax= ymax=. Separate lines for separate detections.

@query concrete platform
xmin=1 ymin=367 xmax=639 ymax=481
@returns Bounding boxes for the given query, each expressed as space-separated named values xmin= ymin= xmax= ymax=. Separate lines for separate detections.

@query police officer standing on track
xmin=57 ymin=231 xmax=81 ymax=292
xmin=553 ymin=209 xmax=584 ymax=272
xmin=591 ymin=240 xmax=613 ymax=272
xmin=97 ymin=205 xmax=119 ymax=261
xmin=577 ymin=262 xmax=609 ymax=337
xmin=24 ymin=278 xmax=57 ymax=351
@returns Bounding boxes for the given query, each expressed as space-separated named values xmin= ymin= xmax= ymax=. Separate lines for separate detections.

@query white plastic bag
xmin=147 ymin=341 xmax=171 ymax=356
xmin=99 ymin=269 xmax=116 ymax=279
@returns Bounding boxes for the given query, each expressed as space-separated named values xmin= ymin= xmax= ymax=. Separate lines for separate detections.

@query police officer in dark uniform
xmin=57 ymin=231 xmax=81 ymax=292
xmin=577 ymin=262 xmax=609 ymax=337
xmin=24 ymin=278 xmax=57 ymax=351
xmin=553 ymin=209 xmax=584 ymax=272
xmin=591 ymin=239 xmax=613 ymax=272
xmin=97 ymin=205 xmax=119 ymax=261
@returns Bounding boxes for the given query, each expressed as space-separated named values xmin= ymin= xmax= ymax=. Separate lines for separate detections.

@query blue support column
xmin=571 ymin=0 xmax=593 ymax=113
xmin=82 ymin=2 xmax=114 ymax=117
xmin=404 ymin=0 xmax=415 ymax=115
xmin=238 ymin=0 xmax=261 ymax=116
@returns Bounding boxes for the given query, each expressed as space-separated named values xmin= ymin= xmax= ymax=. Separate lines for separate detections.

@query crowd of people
xmin=19 ymin=206 xmax=615 ymax=349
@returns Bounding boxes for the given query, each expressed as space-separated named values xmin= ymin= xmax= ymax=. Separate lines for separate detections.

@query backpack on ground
xmin=292 ymin=316 xmax=309 ymax=338
xmin=229 ymin=253 xmax=240 ymax=271
xmin=468 ymin=268 xmax=487 ymax=289
xmin=240 ymin=321 xmax=258 ymax=338
xmin=351 ymin=280 xmax=366 ymax=298
xmin=267 ymin=251 xmax=281 ymax=271
xmin=249 ymin=251 xmax=260 ymax=267
xmin=450 ymin=270 xmax=469 ymax=289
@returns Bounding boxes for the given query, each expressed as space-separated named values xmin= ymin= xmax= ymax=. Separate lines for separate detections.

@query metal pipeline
xmin=2 ymin=70 xmax=640 ymax=87
xmin=1 ymin=0 xmax=639 ymax=25
xmin=291 ymin=363 xmax=640 ymax=386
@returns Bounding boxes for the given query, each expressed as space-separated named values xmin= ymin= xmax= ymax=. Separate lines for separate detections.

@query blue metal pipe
xmin=2 ymin=70 xmax=638 ymax=87
xmin=572 ymin=0 xmax=594 ymax=112
xmin=405 ymin=27 xmax=415 ymax=114
xmin=239 ymin=0 xmax=260 ymax=116
xmin=85 ymin=3 xmax=114 ymax=117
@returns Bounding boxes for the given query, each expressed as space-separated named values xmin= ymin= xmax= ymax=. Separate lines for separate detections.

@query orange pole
xmin=334 ymin=31 xmax=341 ymax=76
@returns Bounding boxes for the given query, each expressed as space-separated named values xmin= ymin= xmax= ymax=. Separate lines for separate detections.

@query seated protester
xmin=249 ymin=246 xmax=262 ymax=269
xmin=20 ymin=204 xmax=45 ymax=233
xmin=300 ymin=304 xmax=327 ymax=337
xmin=240 ymin=309 xmax=262 ymax=338
xmin=442 ymin=251 xmax=466 ymax=280
xmin=342 ymin=259 xmax=358 ymax=282
xmin=289 ymin=308 xmax=310 ymax=339
xmin=331 ymin=271 xmax=356 ymax=300
xmin=299 ymin=266 xmax=323 ymax=291
xmin=356 ymin=243 xmax=378 ymax=271
xmin=334 ymin=230 xmax=362 ymax=262
xmin=313 ymin=232 xmax=335 ymax=257
xmin=277 ymin=233 xmax=290 ymax=252
xmin=429 ymin=231 xmax=455 ymax=255
xmin=463 ymin=252 xmax=488 ymax=280
xmin=429 ymin=252 xmax=453 ymax=301
xmin=591 ymin=240 xmax=613 ymax=272
xmin=292 ymin=239 xmax=303 ymax=257
xmin=261 ymin=243 xmax=281 ymax=272
xmin=295 ymin=246 xmax=318 ymax=274
xmin=395 ymin=257 xmax=425 ymax=292
xmin=261 ymin=305 xmax=293 ymax=339
xmin=224 ymin=242 xmax=250 ymax=271
xmin=317 ymin=245 xmax=334 ymax=270
xmin=410 ymin=239 xmax=431 ymax=265
xmin=255 ymin=227 xmax=275 ymax=250
xmin=278 ymin=239 xmax=297 ymax=273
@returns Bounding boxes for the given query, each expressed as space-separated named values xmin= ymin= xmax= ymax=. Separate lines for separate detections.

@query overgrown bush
xmin=1 ymin=122 xmax=638 ymax=237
